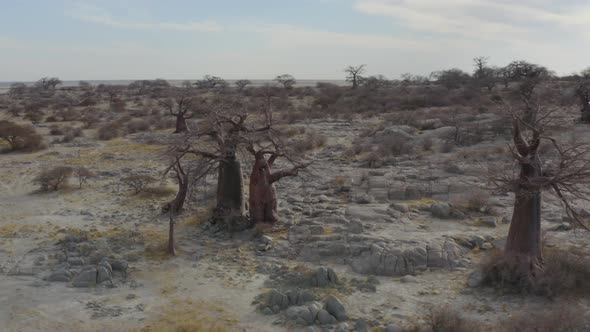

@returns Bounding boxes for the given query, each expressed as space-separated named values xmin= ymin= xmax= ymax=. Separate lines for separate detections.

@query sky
xmin=1 ymin=0 xmax=589 ymax=81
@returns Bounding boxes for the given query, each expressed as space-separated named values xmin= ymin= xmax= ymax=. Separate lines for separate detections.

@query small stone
xmin=400 ymin=275 xmax=421 ymax=283
xmin=480 ymin=242 xmax=493 ymax=250
xmin=96 ymin=266 xmax=112 ymax=284
xmin=480 ymin=216 xmax=497 ymax=227
xmin=67 ymin=257 xmax=85 ymax=266
xmin=260 ymin=235 xmax=273 ymax=245
xmin=126 ymin=294 xmax=137 ymax=300
xmin=46 ymin=269 xmax=73 ymax=282
xmin=262 ymin=307 xmax=273 ymax=315
xmin=349 ymin=220 xmax=364 ymax=234
xmin=430 ymin=202 xmax=451 ymax=219
xmin=354 ymin=319 xmax=369 ymax=332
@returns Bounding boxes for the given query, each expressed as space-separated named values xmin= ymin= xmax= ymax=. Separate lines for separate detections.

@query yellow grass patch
xmin=135 ymin=298 xmax=236 ymax=332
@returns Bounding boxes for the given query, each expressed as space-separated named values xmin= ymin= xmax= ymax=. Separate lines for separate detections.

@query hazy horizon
xmin=1 ymin=1 xmax=590 ymax=81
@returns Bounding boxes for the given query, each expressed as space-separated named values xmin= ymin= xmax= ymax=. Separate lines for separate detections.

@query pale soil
xmin=1 ymin=116 xmax=590 ymax=331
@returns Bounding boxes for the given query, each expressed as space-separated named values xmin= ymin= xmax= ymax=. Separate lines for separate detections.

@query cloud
xmin=249 ymin=23 xmax=432 ymax=50
xmin=354 ymin=0 xmax=590 ymax=43
xmin=68 ymin=4 xmax=222 ymax=32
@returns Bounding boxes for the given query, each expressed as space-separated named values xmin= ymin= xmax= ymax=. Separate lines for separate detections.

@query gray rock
xmin=317 ymin=309 xmax=337 ymax=325
xmin=354 ymin=319 xmax=369 ymax=332
xmin=72 ymin=268 xmax=97 ymax=287
xmin=430 ymin=202 xmax=451 ymax=219
xmin=400 ymin=275 xmax=421 ymax=283
xmin=96 ymin=266 xmax=112 ymax=284
xmin=46 ymin=268 xmax=73 ymax=282
xmin=355 ymin=194 xmax=374 ymax=204
xmin=467 ymin=270 xmax=485 ymax=288
xmin=289 ymin=226 xmax=312 ymax=243
xmin=286 ymin=306 xmax=314 ymax=325
xmin=260 ymin=235 xmax=273 ymax=245
xmin=390 ymin=203 xmax=409 ymax=213
xmin=67 ymin=257 xmax=85 ymax=266
xmin=310 ymin=266 xmax=339 ymax=287
xmin=325 ymin=295 xmax=347 ymax=321
xmin=349 ymin=220 xmax=364 ymax=234
xmin=480 ymin=216 xmax=497 ymax=227
xmin=383 ymin=324 xmax=401 ymax=332
xmin=480 ymin=242 xmax=493 ymax=250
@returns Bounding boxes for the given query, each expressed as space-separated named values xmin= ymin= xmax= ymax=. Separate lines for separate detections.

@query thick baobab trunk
xmin=504 ymin=119 xmax=543 ymax=272
xmin=249 ymin=153 xmax=302 ymax=224
xmin=168 ymin=212 xmax=176 ymax=256
xmin=174 ymin=113 xmax=188 ymax=133
xmin=505 ymin=190 xmax=542 ymax=264
xmin=213 ymin=155 xmax=246 ymax=228
xmin=249 ymin=156 xmax=279 ymax=224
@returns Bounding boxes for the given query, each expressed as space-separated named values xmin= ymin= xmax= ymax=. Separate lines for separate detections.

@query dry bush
xmin=97 ymin=122 xmax=123 ymax=140
xmin=500 ymin=304 xmax=589 ymax=332
xmin=121 ymin=174 xmax=157 ymax=194
xmin=0 ymin=120 xmax=45 ymax=152
xmin=49 ymin=125 xmax=65 ymax=135
xmin=480 ymin=248 xmax=590 ymax=297
xmin=57 ymin=108 xmax=81 ymax=121
xmin=110 ymin=98 xmax=126 ymax=112
xmin=45 ymin=115 xmax=59 ymax=122
xmin=426 ymin=305 xmax=484 ymax=332
xmin=81 ymin=112 xmax=100 ymax=129
xmin=126 ymin=119 xmax=151 ymax=133
xmin=60 ymin=126 xmax=84 ymax=143
xmin=23 ymin=110 xmax=44 ymax=123
xmin=466 ymin=190 xmax=490 ymax=211
xmin=292 ymin=131 xmax=327 ymax=152
xmin=74 ymin=167 xmax=95 ymax=188
xmin=33 ymin=166 xmax=73 ymax=191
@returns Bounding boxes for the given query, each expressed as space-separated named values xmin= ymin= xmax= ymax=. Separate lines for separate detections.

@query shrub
xmin=426 ymin=305 xmax=480 ymax=332
xmin=480 ymin=248 xmax=590 ymax=297
xmin=122 ymin=174 xmax=157 ymax=194
xmin=61 ymin=127 xmax=84 ymax=143
xmin=0 ymin=120 xmax=45 ymax=152
xmin=49 ymin=125 xmax=65 ymax=135
xmin=33 ymin=166 xmax=73 ymax=191
xmin=74 ymin=167 xmax=95 ymax=188
xmin=467 ymin=190 xmax=490 ymax=212
xmin=292 ymin=131 xmax=327 ymax=153
xmin=81 ymin=112 xmax=100 ymax=129
xmin=126 ymin=119 xmax=150 ymax=133
xmin=97 ymin=122 xmax=122 ymax=140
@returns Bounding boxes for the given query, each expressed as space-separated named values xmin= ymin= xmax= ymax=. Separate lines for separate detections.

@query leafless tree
xmin=274 ymin=74 xmax=296 ymax=90
xmin=235 ymin=79 xmax=252 ymax=91
xmin=345 ymin=65 xmax=366 ymax=89
xmin=246 ymin=137 xmax=309 ymax=224
xmin=159 ymin=93 xmax=196 ymax=133
xmin=489 ymin=109 xmax=590 ymax=277
xmin=576 ymin=68 xmax=590 ymax=121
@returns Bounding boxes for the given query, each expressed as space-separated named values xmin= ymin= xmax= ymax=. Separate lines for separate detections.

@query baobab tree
xmin=247 ymin=139 xmax=309 ymax=224
xmin=490 ymin=110 xmax=590 ymax=281
xmin=169 ymin=97 xmax=273 ymax=229
xmin=345 ymin=65 xmax=366 ymax=89
xmin=159 ymin=94 xmax=196 ymax=133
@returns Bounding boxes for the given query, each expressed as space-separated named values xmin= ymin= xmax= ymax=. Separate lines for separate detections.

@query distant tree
xmin=235 ymin=79 xmax=252 ymax=91
xmin=8 ymin=83 xmax=27 ymax=98
xmin=181 ymin=80 xmax=193 ymax=89
xmin=194 ymin=75 xmax=225 ymax=89
xmin=33 ymin=166 xmax=73 ymax=191
xmin=363 ymin=75 xmax=390 ymax=90
xmin=159 ymin=93 xmax=196 ymax=133
xmin=96 ymin=84 xmax=119 ymax=103
xmin=345 ymin=65 xmax=366 ymax=89
xmin=430 ymin=69 xmax=471 ymax=89
xmin=78 ymin=81 xmax=92 ymax=91
xmin=473 ymin=56 xmax=489 ymax=79
xmin=274 ymin=74 xmax=296 ymax=89
xmin=35 ymin=77 xmax=61 ymax=90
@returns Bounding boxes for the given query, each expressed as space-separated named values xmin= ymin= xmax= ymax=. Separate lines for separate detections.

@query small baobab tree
xmin=160 ymin=93 xmax=197 ymax=133
xmin=345 ymin=65 xmax=366 ymax=89
xmin=489 ymin=109 xmax=590 ymax=282
xmin=246 ymin=138 xmax=309 ymax=224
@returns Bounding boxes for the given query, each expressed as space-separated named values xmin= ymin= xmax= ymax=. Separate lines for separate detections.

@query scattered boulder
xmin=325 ymin=295 xmax=347 ymax=321
xmin=430 ymin=202 xmax=451 ymax=219
xmin=467 ymin=270 xmax=485 ymax=288
xmin=72 ymin=268 xmax=97 ymax=288
xmin=46 ymin=268 xmax=73 ymax=282
xmin=308 ymin=266 xmax=340 ymax=287
xmin=480 ymin=216 xmax=497 ymax=228
xmin=317 ymin=309 xmax=337 ymax=325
